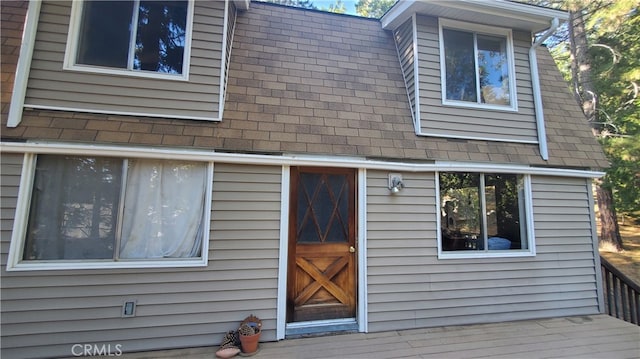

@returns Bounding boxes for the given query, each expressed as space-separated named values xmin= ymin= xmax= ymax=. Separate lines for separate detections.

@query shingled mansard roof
xmin=225 ymin=2 xmax=607 ymax=169
xmin=1 ymin=2 xmax=608 ymax=170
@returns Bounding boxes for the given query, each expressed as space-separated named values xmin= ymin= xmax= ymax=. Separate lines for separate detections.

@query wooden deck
xmin=120 ymin=315 xmax=639 ymax=359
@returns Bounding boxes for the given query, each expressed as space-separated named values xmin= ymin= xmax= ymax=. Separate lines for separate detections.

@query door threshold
xmin=285 ymin=318 xmax=358 ymax=337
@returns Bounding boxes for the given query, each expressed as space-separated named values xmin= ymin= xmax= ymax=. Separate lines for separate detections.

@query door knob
xmin=349 ymin=246 xmax=356 ymax=253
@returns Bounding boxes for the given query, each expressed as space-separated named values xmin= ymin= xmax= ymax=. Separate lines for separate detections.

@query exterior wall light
xmin=388 ymin=173 xmax=404 ymax=194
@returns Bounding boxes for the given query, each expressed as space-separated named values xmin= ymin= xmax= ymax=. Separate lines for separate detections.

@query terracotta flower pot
xmin=239 ymin=332 xmax=260 ymax=354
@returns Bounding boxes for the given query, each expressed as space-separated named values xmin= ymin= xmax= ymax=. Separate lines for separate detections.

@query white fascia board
xmin=23 ymin=104 xmax=221 ymax=122
xmin=434 ymin=161 xmax=604 ymax=179
xmin=381 ymin=0 xmax=568 ymax=32
xmin=7 ymin=0 xmax=41 ymax=128
xmin=219 ymin=0 xmax=230 ymax=120
xmin=479 ymin=0 xmax=569 ymax=21
xmin=381 ymin=0 xmax=415 ymax=30
xmin=0 ymin=141 xmax=605 ymax=179
xmin=233 ymin=0 xmax=250 ymax=11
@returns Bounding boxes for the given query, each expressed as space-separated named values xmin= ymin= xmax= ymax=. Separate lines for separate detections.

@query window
xmin=16 ymin=155 xmax=211 ymax=268
xmin=67 ymin=0 xmax=192 ymax=78
xmin=439 ymin=172 xmax=533 ymax=257
xmin=439 ymin=20 xmax=516 ymax=110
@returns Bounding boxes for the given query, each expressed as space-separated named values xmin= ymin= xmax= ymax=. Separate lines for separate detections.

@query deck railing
xmin=600 ymin=256 xmax=640 ymax=325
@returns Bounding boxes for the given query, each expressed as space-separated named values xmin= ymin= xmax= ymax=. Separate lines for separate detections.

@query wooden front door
xmin=287 ymin=167 xmax=357 ymax=323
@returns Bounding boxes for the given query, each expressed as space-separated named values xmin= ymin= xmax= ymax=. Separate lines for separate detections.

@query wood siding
xmin=0 ymin=157 xmax=281 ymax=359
xmin=415 ymin=16 xmax=538 ymax=143
xmin=366 ymin=170 xmax=599 ymax=332
xmin=23 ymin=1 xmax=225 ymax=121
xmin=394 ymin=18 xmax=417 ymax=124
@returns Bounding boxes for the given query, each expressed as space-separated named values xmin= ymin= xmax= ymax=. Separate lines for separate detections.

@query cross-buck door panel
xmin=287 ymin=167 xmax=357 ymax=323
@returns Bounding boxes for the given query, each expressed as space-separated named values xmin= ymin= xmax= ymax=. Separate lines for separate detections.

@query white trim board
xmin=275 ymin=167 xmax=368 ymax=337
xmin=276 ymin=165 xmax=290 ymax=340
xmin=22 ymin=104 xmax=222 ymax=122
xmin=7 ymin=0 xmax=41 ymax=128
xmin=357 ymin=168 xmax=368 ymax=333
xmin=0 ymin=141 xmax=605 ymax=179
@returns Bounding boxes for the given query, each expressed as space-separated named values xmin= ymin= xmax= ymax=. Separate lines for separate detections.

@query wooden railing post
xmin=600 ymin=256 xmax=640 ymax=325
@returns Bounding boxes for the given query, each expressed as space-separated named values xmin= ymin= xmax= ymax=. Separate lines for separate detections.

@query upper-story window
xmin=439 ymin=19 xmax=517 ymax=111
xmin=65 ymin=0 xmax=193 ymax=79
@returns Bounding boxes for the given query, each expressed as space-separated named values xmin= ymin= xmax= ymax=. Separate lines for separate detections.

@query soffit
xmin=381 ymin=0 xmax=569 ymax=33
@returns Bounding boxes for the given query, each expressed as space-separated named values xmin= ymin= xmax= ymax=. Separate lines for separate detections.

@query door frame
xmin=276 ymin=166 xmax=367 ymax=339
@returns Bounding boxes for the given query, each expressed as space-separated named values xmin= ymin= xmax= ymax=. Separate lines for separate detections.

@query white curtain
xmin=119 ymin=159 xmax=207 ymax=259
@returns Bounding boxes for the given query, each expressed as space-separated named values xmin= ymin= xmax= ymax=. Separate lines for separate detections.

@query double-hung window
xmin=65 ymin=0 xmax=193 ymax=79
xmin=438 ymin=172 xmax=534 ymax=258
xmin=439 ymin=19 xmax=517 ymax=110
xmin=9 ymin=154 xmax=212 ymax=270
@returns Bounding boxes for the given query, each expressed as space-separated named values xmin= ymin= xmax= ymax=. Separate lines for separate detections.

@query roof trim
xmin=7 ymin=0 xmax=40 ymax=128
xmin=0 ymin=141 xmax=605 ymax=179
xmin=381 ymin=0 xmax=569 ymax=32
xmin=233 ymin=0 xmax=250 ymax=11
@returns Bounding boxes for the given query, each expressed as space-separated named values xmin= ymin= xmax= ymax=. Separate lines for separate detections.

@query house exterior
xmin=0 ymin=1 xmax=610 ymax=358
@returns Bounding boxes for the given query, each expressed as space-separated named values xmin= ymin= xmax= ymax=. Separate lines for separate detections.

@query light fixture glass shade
xmin=388 ymin=174 xmax=404 ymax=193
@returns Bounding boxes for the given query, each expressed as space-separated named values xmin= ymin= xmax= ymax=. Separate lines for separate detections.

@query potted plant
xmin=238 ymin=315 xmax=262 ymax=354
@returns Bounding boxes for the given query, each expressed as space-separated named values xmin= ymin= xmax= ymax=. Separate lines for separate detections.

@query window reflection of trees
xmin=440 ymin=172 xmax=526 ymax=252
xmin=443 ymin=29 xmax=510 ymax=106
xmin=25 ymin=156 xmax=122 ymax=260
xmin=444 ymin=29 xmax=477 ymax=102
xmin=76 ymin=0 xmax=187 ymax=74
xmin=135 ymin=1 xmax=187 ymax=74
xmin=24 ymin=156 xmax=206 ymax=261
xmin=477 ymin=35 xmax=509 ymax=106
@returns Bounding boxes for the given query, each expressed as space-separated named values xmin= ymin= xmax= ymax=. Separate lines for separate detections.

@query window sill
xmin=63 ymin=64 xmax=189 ymax=82
xmin=442 ymin=100 xmax=518 ymax=113
xmin=6 ymin=258 xmax=208 ymax=271
xmin=437 ymin=251 xmax=535 ymax=260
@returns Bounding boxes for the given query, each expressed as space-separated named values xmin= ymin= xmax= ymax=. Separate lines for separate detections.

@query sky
xmin=314 ymin=0 xmax=358 ymax=15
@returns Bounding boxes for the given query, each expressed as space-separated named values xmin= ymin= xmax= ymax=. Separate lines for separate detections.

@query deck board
xmin=114 ymin=315 xmax=639 ymax=359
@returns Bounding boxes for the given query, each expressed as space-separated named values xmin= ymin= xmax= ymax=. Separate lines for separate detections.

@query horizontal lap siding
xmin=394 ymin=18 xmax=416 ymax=123
xmin=415 ymin=15 xmax=538 ymax=142
xmin=24 ymin=1 xmax=223 ymax=120
xmin=0 ymin=157 xmax=281 ymax=359
xmin=0 ymin=154 xmax=22 ymax=260
xmin=366 ymin=171 xmax=599 ymax=332
xmin=366 ymin=170 xmax=438 ymax=331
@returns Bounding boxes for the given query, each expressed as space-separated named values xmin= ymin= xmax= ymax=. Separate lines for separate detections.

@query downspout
xmin=529 ymin=17 xmax=560 ymax=161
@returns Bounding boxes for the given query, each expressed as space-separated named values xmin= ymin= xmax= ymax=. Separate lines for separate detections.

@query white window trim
xmin=438 ymin=18 xmax=518 ymax=112
xmin=6 ymin=153 xmax=213 ymax=271
xmin=436 ymin=172 xmax=535 ymax=259
xmin=63 ymin=0 xmax=195 ymax=81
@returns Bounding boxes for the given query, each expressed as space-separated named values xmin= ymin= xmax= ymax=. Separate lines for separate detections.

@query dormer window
xmin=439 ymin=19 xmax=517 ymax=111
xmin=65 ymin=0 xmax=194 ymax=80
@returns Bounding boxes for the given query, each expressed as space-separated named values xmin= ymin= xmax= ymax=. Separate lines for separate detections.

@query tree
xmin=567 ymin=3 xmax=624 ymax=251
xmin=259 ymin=0 xmax=317 ymax=10
xmin=590 ymin=10 xmax=640 ymax=224
xmin=355 ymin=0 xmax=396 ymax=18
xmin=567 ymin=1 xmax=639 ymax=251
xmin=322 ymin=0 xmax=347 ymax=14
xmin=519 ymin=0 xmax=638 ymax=250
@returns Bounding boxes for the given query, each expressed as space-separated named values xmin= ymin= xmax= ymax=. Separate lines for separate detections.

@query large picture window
xmin=68 ymin=0 xmax=192 ymax=77
xmin=439 ymin=20 xmax=516 ymax=110
xmin=18 ymin=155 xmax=210 ymax=267
xmin=439 ymin=172 xmax=533 ymax=257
